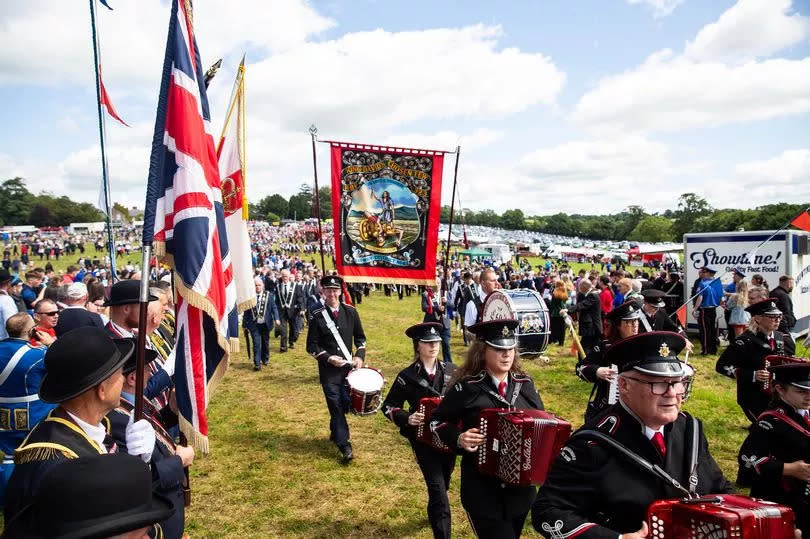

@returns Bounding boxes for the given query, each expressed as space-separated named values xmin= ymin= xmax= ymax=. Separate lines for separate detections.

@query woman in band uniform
xmin=431 ymin=319 xmax=543 ymax=539
xmin=576 ymin=301 xmax=641 ymax=422
xmin=738 ymin=360 xmax=810 ymax=536
xmin=381 ymin=322 xmax=457 ymax=539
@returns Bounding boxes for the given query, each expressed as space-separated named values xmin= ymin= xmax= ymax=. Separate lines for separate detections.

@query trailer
xmin=683 ymin=230 xmax=810 ymax=338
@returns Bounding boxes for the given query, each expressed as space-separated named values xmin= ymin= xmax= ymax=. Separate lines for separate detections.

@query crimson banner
xmin=330 ymin=142 xmax=445 ymax=286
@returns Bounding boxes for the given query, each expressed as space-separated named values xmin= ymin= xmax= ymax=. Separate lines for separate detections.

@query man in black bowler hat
xmin=306 ymin=274 xmax=366 ymax=463
xmin=533 ymin=331 xmax=732 ymax=538
xmin=4 ymin=327 xmax=157 ymax=522
xmin=2 ymin=453 xmax=175 ymax=538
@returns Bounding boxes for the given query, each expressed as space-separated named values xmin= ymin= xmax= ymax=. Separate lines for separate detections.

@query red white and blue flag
xmin=142 ymin=0 xmax=237 ymax=452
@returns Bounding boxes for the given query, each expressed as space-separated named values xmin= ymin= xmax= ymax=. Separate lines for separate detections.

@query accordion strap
xmin=758 ymin=410 xmax=810 ymax=437
xmin=575 ymin=429 xmax=693 ymax=499
xmin=479 ymin=380 xmax=523 ymax=408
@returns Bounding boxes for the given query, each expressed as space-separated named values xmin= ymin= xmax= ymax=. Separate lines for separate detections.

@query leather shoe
xmin=340 ymin=444 xmax=353 ymax=463
xmin=253 ymin=365 xmax=261 ymax=371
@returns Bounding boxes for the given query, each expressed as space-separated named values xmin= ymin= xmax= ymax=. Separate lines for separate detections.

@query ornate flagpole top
xmin=309 ymin=124 xmax=318 ymax=137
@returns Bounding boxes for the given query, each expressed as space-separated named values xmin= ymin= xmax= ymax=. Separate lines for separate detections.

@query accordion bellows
xmin=477 ymin=409 xmax=572 ymax=486
xmin=648 ymin=494 xmax=795 ymax=539
xmin=417 ymin=397 xmax=453 ymax=453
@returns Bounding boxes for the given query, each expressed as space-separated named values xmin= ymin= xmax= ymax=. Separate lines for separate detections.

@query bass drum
xmin=482 ymin=289 xmax=550 ymax=357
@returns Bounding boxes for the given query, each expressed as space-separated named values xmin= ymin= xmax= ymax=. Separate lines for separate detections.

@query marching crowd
xmin=0 ymin=222 xmax=803 ymax=537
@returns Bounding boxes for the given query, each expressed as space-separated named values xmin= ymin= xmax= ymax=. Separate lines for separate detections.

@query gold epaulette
xmin=14 ymin=442 xmax=78 ymax=464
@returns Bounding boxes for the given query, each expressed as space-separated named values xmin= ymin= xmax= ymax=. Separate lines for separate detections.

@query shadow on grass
xmin=279 ymin=515 xmax=428 ymax=538
xmin=222 ymin=428 xmax=340 ymax=461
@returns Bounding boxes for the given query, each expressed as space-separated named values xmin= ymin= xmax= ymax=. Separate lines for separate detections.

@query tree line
xmin=0 ymin=178 xmax=105 ymax=227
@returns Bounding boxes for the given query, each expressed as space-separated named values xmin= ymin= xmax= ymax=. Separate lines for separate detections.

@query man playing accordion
xmin=533 ymin=331 xmax=733 ymax=538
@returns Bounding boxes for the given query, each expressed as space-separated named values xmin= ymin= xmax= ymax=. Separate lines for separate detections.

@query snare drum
xmin=482 ymin=289 xmax=551 ymax=356
xmin=346 ymin=367 xmax=385 ymax=416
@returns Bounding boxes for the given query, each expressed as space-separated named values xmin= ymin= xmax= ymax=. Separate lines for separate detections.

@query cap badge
xmin=502 ymin=326 xmax=510 ymax=337
xmin=769 ymin=301 xmax=776 ymax=309
xmin=659 ymin=343 xmax=670 ymax=357
xmin=429 ymin=327 xmax=436 ymax=335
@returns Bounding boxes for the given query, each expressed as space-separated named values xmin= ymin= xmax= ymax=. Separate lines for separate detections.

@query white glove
xmin=126 ymin=415 xmax=155 ymax=463
xmin=162 ymin=347 xmax=176 ymax=377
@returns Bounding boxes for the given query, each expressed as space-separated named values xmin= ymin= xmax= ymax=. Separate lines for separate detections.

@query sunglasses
xmin=37 ymin=311 xmax=59 ymax=316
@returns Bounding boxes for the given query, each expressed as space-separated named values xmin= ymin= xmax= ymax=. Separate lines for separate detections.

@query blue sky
xmin=0 ymin=0 xmax=807 ymax=216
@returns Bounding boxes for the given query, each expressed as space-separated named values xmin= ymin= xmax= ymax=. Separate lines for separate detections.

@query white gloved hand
xmin=126 ymin=415 xmax=155 ymax=463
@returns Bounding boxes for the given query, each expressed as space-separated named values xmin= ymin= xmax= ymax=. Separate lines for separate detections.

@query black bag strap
xmin=574 ymin=429 xmax=692 ymax=499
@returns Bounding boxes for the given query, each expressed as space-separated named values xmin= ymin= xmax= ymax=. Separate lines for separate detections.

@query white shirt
xmin=464 ymin=286 xmax=488 ymax=328
xmin=65 ymin=410 xmax=108 ymax=453
xmin=643 ymin=425 xmax=665 ymax=440
xmin=0 ymin=292 xmax=18 ymax=340
xmin=491 ymin=374 xmax=508 ymax=394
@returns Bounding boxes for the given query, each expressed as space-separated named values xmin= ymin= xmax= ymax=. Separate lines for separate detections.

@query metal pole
xmin=442 ymin=146 xmax=461 ymax=293
xmin=310 ymin=125 xmax=326 ymax=273
xmin=133 ymin=244 xmax=151 ymax=420
xmin=89 ymin=0 xmax=117 ymax=282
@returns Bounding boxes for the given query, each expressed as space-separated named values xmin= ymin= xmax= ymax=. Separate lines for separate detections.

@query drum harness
xmin=320 ymin=309 xmax=353 ymax=363
xmin=573 ymin=415 xmax=701 ymax=500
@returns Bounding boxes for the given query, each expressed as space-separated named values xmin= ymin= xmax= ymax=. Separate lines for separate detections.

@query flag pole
xmin=309 ymin=124 xmax=326 ymax=273
xmin=441 ymin=145 xmax=461 ymax=294
xmin=133 ymin=245 xmax=151 ymax=420
xmin=89 ymin=0 xmax=117 ymax=283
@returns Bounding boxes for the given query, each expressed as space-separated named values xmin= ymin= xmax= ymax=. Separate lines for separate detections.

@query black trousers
xmin=466 ymin=512 xmax=528 ymax=539
xmin=698 ymin=307 xmax=718 ymax=354
xmin=549 ymin=316 xmax=565 ymax=346
xmin=411 ymin=441 xmax=456 ymax=539
xmin=279 ymin=311 xmax=299 ymax=350
xmin=321 ymin=379 xmax=350 ymax=448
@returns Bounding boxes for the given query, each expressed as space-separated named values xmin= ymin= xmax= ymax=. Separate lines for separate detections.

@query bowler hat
xmin=2 ymin=453 xmax=174 ymax=539
xmin=0 ymin=269 xmax=12 ymax=284
xmin=405 ymin=322 xmax=443 ymax=342
xmin=39 ymin=327 xmax=134 ymax=403
xmin=605 ymin=331 xmax=687 ymax=378
xmin=104 ymin=279 xmax=157 ymax=307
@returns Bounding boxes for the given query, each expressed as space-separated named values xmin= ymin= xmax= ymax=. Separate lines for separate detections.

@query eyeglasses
xmin=623 ymin=376 xmax=686 ymax=396
xmin=36 ymin=311 xmax=58 ymax=316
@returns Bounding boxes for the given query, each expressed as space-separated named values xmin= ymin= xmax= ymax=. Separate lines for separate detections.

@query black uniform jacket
xmin=639 ymin=309 xmax=682 ymax=334
xmin=432 ymin=371 xmax=544 ymax=518
xmin=5 ymin=407 xmax=108 ymax=522
xmin=306 ymin=304 xmax=366 ymax=383
xmin=108 ymin=398 xmax=185 ymax=539
xmin=532 ymin=402 xmax=732 ymax=538
xmin=567 ymin=290 xmax=602 ymax=338
xmin=716 ymin=329 xmax=786 ymax=416
xmin=738 ymin=400 xmax=810 ymax=532
xmin=275 ymin=282 xmax=304 ymax=318
xmin=381 ymin=360 xmax=456 ymax=439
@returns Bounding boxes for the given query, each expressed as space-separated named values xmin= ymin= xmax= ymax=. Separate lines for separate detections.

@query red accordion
xmin=761 ymin=355 xmax=807 ymax=395
xmin=477 ymin=408 xmax=571 ymax=486
xmin=416 ymin=397 xmax=453 ymax=453
xmin=647 ymin=495 xmax=795 ymax=539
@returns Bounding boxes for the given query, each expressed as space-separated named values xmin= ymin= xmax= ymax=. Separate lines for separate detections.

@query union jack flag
xmin=142 ymin=0 xmax=237 ymax=452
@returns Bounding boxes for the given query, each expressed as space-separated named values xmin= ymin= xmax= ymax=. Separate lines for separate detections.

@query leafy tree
xmin=287 ymin=183 xmax=313 ymax=221
xmin=672 ymin=193 xmax=713 ymax=239
xmin=500 ymin=209 xmax=525 ymax=230
xmin=316 ymin=187 xmax=332 ymax=220
xmin=629 ymin=216 xmax=674 ymax=242
xmin=259 ymin=194 xmax=289 ymax=220
xmin=0 ymin=178 xmax=34 ymax=225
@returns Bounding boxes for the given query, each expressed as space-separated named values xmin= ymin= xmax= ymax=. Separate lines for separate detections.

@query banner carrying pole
xmin=310 ymin=124 xmax=326 ymax=273
xmin=442 ymin=146 xmax=461 ymax=294
xmin=133 ymin=244 xmax=151 ymax=421
xmin=89 ymin=0 xmax=117 ymax=282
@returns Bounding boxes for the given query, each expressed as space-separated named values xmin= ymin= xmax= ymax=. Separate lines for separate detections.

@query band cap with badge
xmin=769 ymin=359 xmax=810 ymax=390
xmin=606 ymin=301 xmax=642 ymax=322
xmin=405 ymin=322 xmax=443 ymax=343
xmin=605 ymin=331 xmax=687 ymax=379
xmin=745 ymin=298 xmax=782 ymax=317
xmin=321 ymin=275 xmax=343 ymax=289
xmin=468 ymin=319 xmax=518 ymax=350
xmin=641 ymin=289 xmax=667 ymax=309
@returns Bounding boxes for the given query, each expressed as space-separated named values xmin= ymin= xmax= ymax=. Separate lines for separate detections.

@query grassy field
xmin=35 ymin=247 xmax=808 ymax=537
xmin=179 ymin=291 xmax=809 ymax=538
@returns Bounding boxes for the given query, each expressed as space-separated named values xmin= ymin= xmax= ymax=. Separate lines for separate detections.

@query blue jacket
xmin=0 ymin=339 xmax=55 ymax=455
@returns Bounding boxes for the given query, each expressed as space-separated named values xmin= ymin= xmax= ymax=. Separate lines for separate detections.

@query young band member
xmin=738 ymin=360 xmax=810 ymax=536
xmin=381 ymin=322 xmax=457 ymax=539
xmin=305 ymin=275 xmax=366 ymax=463
xmin=431 ymin=319 xmax=544 ymax=539
xmin=716 ymin=298 xmax=787 ymax=422
xmin=533 ymin=332 xmax=732 ymax=538
xmin=576 ymin=301 xmax=641 ymax=421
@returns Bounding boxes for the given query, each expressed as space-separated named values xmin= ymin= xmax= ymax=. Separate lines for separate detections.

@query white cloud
xmin=574 ymin=0 xmax=810 ymax=132
xmin=625 ymin=0 xmax=684 ymax=18
xmin=735 ymin=148 xmax=810 ymax=186
xmin=685 ymin=0 xmax=810 ymax=62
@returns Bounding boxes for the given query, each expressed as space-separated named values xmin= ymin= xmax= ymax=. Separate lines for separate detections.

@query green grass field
xmin=36 ymin=247 xmax=808 ymax=537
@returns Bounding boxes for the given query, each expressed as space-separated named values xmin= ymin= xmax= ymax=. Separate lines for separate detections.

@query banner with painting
xmin=330 ymin=142 xmax=445 ymax=285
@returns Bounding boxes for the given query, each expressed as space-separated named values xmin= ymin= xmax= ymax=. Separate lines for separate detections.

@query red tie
xmin=498 ymin=380 xmax=507 ymax=398
xmin=803 ymin=413 xmax=810 ymax=429
xmin=331 ymin=309 xmax=339 ymax=319
xmin=769 ymin=337 xmax=775 ymax=350
xmin=651 ymin=431 xmax=666 ymax=458
xmin=428 ymin=373 xmax=435 ymax=383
